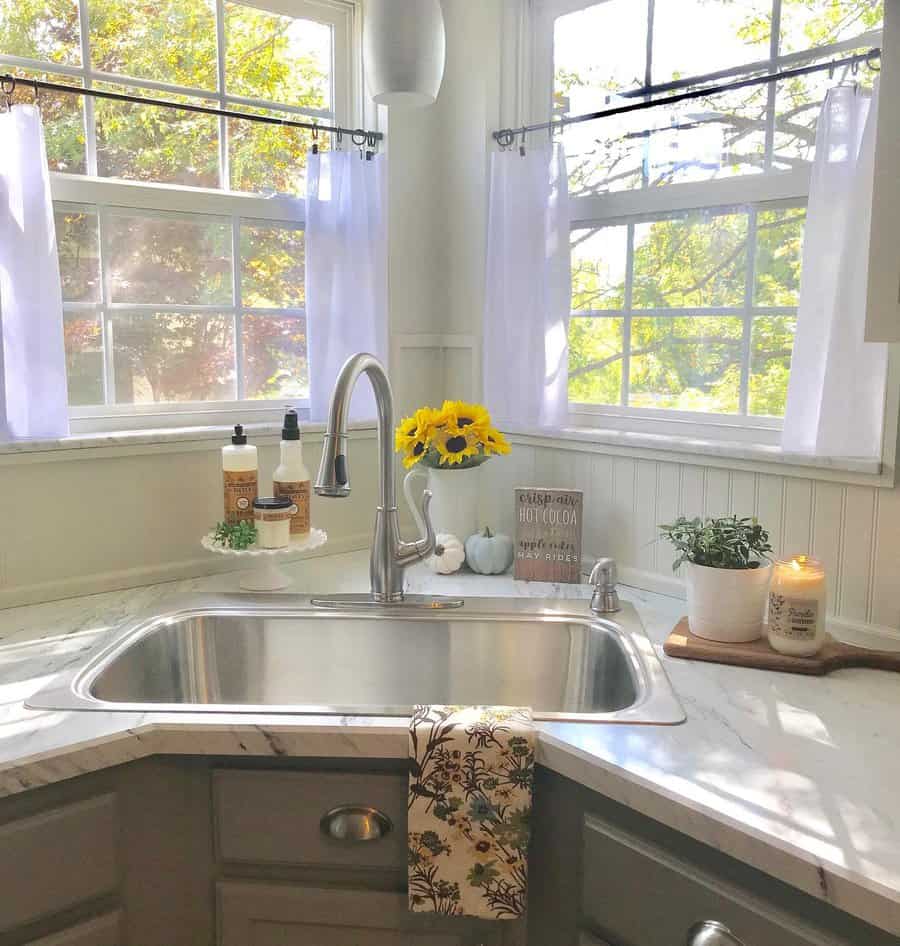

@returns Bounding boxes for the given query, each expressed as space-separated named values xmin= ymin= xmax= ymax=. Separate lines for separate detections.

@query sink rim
xmin=26 ymin=593 xmax=686 ymax=725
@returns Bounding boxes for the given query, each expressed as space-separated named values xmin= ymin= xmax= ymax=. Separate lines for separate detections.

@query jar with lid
xmin=768 ymin=555 xmax=827 ymax=656
xmin=253 ymin=497 xmax=295 ymax=549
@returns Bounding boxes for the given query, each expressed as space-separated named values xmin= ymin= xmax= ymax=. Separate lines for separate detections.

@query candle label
xmin=769 ymin=593 xmax=819 ymax=640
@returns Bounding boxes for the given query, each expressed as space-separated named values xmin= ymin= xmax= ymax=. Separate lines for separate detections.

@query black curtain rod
xmin=494 ymin=46 xmax=881 ymax=145
xmin=0 ymin=73 xmax=383 ymax=143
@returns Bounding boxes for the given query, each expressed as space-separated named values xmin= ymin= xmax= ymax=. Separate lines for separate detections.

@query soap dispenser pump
xmin=222 ymin=424 xmax=258 ymax=524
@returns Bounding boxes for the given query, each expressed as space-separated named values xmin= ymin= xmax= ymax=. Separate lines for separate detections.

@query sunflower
xmin=481 ymin=426 xmax=511 ymax=456
xmin=433 ymin=426 xmax=480 ymax=466
xmin=441 ymin=400 xmax=491 ymax=438
xmin=395 ymin=407 xmax=439 ymax=468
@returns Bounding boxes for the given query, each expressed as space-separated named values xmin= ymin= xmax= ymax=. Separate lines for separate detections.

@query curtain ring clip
xmin=866 ymin=49 xmax=881 ymax=73
xmin=519 ymin=126 xmax=527 ymax=157
xmin=1 ymin=76 xmax=16 ymax=111
xmin=311 ymin=121 xmax=319 ymax=155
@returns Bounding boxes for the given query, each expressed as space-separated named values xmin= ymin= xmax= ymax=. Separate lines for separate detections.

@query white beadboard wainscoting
xmin=478 ymin=439 xmax=900 ymax=638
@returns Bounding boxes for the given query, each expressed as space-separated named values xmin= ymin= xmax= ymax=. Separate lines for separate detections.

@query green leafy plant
xmin=659 ymin=516 xmax=772 ymax=571
xmin=212 ymin=520 xmax=258 ymax=550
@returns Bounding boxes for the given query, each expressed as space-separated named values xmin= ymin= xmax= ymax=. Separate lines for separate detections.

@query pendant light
xmin=363 ymin=0 xmax=446 ymax=107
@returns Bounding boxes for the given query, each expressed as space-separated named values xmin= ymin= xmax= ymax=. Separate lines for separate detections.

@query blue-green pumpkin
xmin=465 ymin=527 xmax=514 ymax=575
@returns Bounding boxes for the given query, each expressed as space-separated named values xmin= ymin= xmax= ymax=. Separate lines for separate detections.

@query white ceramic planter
xmin=403 ymin=465 xmax=481 ymax=541
xmin=684 ymin=561 xmax=773 ymax=643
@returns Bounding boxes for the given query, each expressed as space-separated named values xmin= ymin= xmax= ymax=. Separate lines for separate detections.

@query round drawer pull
xmin=687 ymin=921 xmax=747 ymax=946
xmin=320 ymin=805 xmax=393 ymax=842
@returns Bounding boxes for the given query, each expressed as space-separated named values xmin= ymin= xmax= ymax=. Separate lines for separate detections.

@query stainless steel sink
xmin=27 ymin=594 xmax=684 ymax=724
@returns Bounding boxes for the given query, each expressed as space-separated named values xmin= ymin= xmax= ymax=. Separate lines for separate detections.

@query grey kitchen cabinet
xmin=527 ymin=766 xmax=900 ymax=946
xmin=22 ymin=913 xmax=121 ymax=946
xmin=217 ymin=882 xmax=465 ymax=946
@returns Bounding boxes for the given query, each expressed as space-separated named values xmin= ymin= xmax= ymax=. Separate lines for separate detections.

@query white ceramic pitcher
xmin=403 ymin=465 xmax=481 ymax=541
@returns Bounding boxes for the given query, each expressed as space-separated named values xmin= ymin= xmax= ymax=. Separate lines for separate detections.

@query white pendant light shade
xmin=363 ymin=0 xmax=446 ymax=107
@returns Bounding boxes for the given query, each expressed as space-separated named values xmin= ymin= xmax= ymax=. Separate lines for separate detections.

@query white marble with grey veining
xmin=0 ymin=550 xmax=899 ymax=935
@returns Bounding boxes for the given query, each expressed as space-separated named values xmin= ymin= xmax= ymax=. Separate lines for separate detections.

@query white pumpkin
xmin=426 ymin=533 xmax=465 ymax=574
xmin=465 ymin=527 xmax=514 ymax=575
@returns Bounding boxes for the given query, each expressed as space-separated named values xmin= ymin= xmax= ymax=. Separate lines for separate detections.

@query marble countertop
xmin=1 ymin=551 xmax=899 ymax=936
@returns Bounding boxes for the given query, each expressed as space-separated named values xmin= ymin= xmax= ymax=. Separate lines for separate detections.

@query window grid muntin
xmin=570 ymin=198 xmax=802 ymax=420
xmin=58 ymin=202 xmax=306 ymax=408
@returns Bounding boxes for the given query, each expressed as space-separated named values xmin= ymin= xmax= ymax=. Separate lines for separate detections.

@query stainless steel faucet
xmin=312 ymin=353 xmax=462 ymax=609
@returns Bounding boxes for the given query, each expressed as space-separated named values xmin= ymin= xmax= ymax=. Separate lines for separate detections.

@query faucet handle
xmin=589 ymin=557 xmax=620 ymax=614
xmin=396 ymin=488 xmax=437 ymax=567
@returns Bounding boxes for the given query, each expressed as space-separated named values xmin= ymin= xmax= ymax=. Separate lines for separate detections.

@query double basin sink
xmin=28 ymin=594 xmax=684 ymax=724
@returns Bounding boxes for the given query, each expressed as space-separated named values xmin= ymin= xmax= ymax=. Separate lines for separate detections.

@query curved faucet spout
xmin=313 ymin=352 xmax=436 ymax=602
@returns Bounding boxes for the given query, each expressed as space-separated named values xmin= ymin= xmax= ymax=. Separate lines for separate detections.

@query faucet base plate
xmin=311 ymin=593 xmax=465 ymax=611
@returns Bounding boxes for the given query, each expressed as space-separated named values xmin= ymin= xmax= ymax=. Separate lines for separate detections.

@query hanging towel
xmin=408 ymin=705 xmax=535 ymax=919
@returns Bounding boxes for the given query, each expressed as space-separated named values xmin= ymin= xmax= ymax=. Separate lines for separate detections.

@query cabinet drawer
xmin=213 ymin=769 xmax=407 ymax=871
xmin=0 ymin=794 xmax=118 ymax=933
xmin=217 ymin=881 xmax=466 ymax=946
xmin=24 ymin=912 xmax=121 ymax=946
xmin=581 ymin=813 xmax=844 ymax=946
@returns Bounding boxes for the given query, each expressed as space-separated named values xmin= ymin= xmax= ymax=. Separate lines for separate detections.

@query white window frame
xmin=0 ymin=0 xmax=362 ymax=434
xmin=525 ymin=0 xmax=884 ymax=447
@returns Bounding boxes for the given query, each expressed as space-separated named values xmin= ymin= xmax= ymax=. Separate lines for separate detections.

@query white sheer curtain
xmin=306 ymin=150 xmax=388 ymax=421
xmin=782 ymin=83 xmax=886 ymax=458
xmin=483 ymin=144 xmax=571 ymax=429
xmin=0 ymin=104 xmax=69 ymax=440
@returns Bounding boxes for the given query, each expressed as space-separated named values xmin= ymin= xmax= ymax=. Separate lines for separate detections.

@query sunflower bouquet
xmin=395 ymin=400 xmax=511 ymax=469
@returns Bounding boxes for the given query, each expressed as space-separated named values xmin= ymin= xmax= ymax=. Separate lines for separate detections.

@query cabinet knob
xmin=320 ymin=805 xmax=392 ymax=842
xmin=687 ymin=921 xmax=747 ymax=946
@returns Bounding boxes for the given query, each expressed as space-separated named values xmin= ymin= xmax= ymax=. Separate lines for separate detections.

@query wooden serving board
xmin=664 ymin=617 xmax=900 ymax=676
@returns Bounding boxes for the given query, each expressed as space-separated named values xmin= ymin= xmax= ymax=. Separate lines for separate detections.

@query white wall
xmin=0 ymin=432 xmax=379 ymax=608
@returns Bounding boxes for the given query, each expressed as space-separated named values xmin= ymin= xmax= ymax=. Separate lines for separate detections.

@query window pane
xmin=242 ymin=314 xmax=307 ymax=400
xmin=630 ymin=316 xmax=743 ymax=412
xmin=563 ymin=109 xmax=647 ymax=196
xmin=241 ymin=223 xmax=304 ymax=307
xmin=632 ymin=211 xmax=749 ymax=309
xmin=107 ymin=213 xmax=232 ymax=305
xmin=55 ymin=208 xmax=100 ymax=302
xmin=652 ymin=0 xmax=771 ymax=83
xmin=111 ymin=312 xmax=235 ymax=403
xmin=225 ymin=2 xmax=332 ymax=110
xmin=554 ymin=2 xmax=647 ymax=112
xmin=779 ymin=0 xmax=883 ymax=55
xmin=94 ymin=87 xmax=220 ymax=187
xmin=571 ymin=226 xmax=627 ymax=311
xmin=568 ymin=317 xmax=623 ymax=406
xmin=0 ymin=0 xmax=81 ymax=65
xmin=750 ymin=314 xmax=795 ymax=416
xmin=89 ymin=0 xmax=217 ymax=89
xmin=17 ymin=75 xmax=87 ymax=173
xmin=755 ymin=206 xmax=805 ymax=306
xmin=228 ymin=112 xmax=315 ymax=195
xmin=64 ymin=312 xmax=103 ymax=405
xmin=646 ymin=85 xmax=768 ymax=186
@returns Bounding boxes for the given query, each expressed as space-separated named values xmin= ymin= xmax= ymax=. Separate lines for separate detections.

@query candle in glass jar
xmin=768 ymin=555 xmax=827 ymax=656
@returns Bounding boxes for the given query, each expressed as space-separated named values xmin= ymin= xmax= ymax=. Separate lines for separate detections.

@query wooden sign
xmin=514 ymin=488 xmax=583 ymax=583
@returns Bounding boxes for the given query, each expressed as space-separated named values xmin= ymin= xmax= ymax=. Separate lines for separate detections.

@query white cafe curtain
xmin=782 ymin=83 xmax=886 ymax=459
xmin=0 ymin=104 xmax=69 ymax=440
xmin=306 ymin=150 xmax=388 ymax=421
xmin=483 ymin=144 xmax=571 ymax=429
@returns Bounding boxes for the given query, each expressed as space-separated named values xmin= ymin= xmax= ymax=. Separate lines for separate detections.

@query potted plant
xmin=397 ymin=400 xmax=510 ymax=540
xmin=659 ymin=516 xmax=773 ymax=643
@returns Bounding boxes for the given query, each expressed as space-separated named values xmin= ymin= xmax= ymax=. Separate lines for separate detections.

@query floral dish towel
xmin=408 ymin=705 xmax=535 ymax=919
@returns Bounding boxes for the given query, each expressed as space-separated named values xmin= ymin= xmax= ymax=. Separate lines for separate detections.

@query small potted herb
xmin=659 ymin=516 xmax=773 ymax=642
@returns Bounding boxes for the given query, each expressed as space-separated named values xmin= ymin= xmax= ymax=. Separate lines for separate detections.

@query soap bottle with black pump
xmin=273 ymin=408 xmax=311 ymax=536
xmin=222 ymin=424 xmax=258 ymax=525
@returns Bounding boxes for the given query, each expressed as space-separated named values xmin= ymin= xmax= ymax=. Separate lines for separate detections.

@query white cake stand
xmin=201 ymin=527 xmax=328 ymax=591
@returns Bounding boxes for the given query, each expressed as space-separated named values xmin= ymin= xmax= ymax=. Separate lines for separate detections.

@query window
xmin=0 ymin=0 xmax=355 ymax=429
xmin=534 ymin=0 xmax=882 ymax=440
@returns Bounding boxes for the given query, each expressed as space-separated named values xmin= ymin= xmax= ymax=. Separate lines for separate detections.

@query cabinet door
xmin=581 ymin=814 xmax=846 ymax=946
xmin=24 ymin=912 xmax=121 ymax=946
xmin=217 ymin=881 xmax=499 ymax=946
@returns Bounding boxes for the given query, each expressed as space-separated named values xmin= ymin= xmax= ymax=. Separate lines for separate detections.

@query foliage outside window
xmin=547 ymin=0 xmax=882 ymax=427
xmin=0 ymin=0 xmax=347 ymax=417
